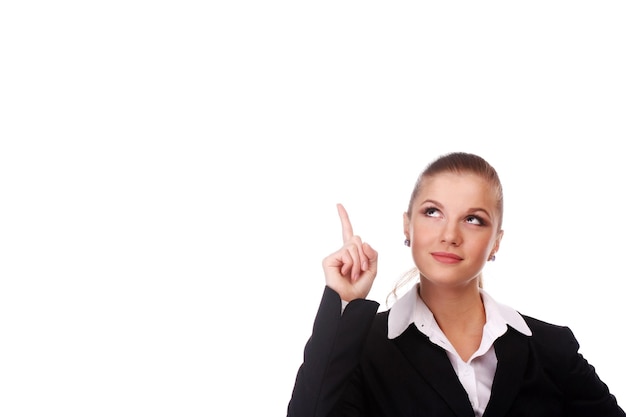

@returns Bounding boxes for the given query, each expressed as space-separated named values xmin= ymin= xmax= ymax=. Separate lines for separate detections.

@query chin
xmin=419 ymin=270 xmax=479 ymax=287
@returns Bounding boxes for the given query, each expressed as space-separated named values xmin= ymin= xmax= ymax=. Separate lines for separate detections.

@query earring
xmin=489 ymin=254 xmax=496 ymax=261
xmin=404 ymin=239 xmax=410 ymax=247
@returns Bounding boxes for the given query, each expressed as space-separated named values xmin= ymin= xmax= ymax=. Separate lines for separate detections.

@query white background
xmin=1 ymin=1 xmax=625 ymax=416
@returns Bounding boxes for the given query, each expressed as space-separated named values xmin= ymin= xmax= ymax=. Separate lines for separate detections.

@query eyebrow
xmin=467 ymin=208 xmax=493 ymax=219
xmin=419 ymin=199 xmax=493 ymax=219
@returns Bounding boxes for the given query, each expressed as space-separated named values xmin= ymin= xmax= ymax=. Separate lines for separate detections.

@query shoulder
xmin=371 ymin=309 xmax=390 ymax=333
xmin=522 ymin=314 xmax=577 ymax=342
xmin=360 ymin=309 xmax=394 ymax=347
xmin=519 ymin=316 xmax=624 ymax=415
xmin=364 ymin=309 xmax=425 ymax=345
xmin=520 ymin=314 xmax=580 ymax=360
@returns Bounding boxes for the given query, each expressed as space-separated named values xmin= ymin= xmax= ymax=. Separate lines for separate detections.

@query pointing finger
xmin=337 ymin=203 xmax=354 ymax=243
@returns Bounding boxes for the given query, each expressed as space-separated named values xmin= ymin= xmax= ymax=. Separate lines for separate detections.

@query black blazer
xmin=287 ymin=287 xmax=625 ymax=417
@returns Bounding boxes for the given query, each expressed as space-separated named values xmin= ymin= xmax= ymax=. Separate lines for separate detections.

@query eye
xmin=465 ymin=215 xmax=484 ymax=226
xmin=423 ymin=207 xmax=442 ymax=218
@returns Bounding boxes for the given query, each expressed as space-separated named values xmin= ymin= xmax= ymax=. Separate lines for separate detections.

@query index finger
xmin=336 ymin=203 xmax=354 ymax=243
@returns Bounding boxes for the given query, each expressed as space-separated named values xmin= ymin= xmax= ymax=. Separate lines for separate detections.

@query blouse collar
xmin=388 ymin=283 xmax=532 ymax=340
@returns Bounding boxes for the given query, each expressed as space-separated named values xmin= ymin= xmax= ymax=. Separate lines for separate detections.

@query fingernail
xmin=362 ymin=261 xmax=368 ymax=270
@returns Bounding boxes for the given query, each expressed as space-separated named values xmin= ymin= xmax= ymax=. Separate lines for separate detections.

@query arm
xmin=561 ymin=327 xmax=626 ymax=417
xmin=287 ymin=287 xmax=379 ymax=417
xmin=288 ymin=204 xmax=380 ymax=417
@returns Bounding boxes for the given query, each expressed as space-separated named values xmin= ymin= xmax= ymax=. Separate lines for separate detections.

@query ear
xmin=403 ymin=212 xmax=410 ymax=240
xmin=490 ymin=229 xmax=504 ymax=257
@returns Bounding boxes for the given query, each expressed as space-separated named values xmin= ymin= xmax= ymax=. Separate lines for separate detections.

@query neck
xmin=418 ymin=277 xmax=485 ymax=333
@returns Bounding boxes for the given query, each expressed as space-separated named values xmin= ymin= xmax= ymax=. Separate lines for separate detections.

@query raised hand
xmin=322 ymin=203 xmax=378 ymax=302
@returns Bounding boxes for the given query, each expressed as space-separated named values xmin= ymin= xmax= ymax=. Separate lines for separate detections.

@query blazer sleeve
xmin=286 ymin=286 xmax=380 ymax=417
xmin=560 ymin=326 xmax=626 ymax=417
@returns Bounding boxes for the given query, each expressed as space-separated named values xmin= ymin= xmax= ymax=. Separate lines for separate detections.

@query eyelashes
xmin=465 ymin=215 xmax=485 ymax=226
xmin=423 ymin=206 xmax=440 ymax=217
xmin=422 ymin=206 xmax=486 ymax=226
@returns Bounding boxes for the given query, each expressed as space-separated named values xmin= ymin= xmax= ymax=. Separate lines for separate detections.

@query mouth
xmin=430 ymin=252 xmax=463 ymax=264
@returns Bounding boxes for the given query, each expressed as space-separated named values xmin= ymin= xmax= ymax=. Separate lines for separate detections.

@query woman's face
xmin=403 ymin=172 xmax=503 ymax=288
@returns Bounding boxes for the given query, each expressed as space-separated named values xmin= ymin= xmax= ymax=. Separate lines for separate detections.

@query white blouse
xmin=387 ymin=284 xmax=532 ymax=417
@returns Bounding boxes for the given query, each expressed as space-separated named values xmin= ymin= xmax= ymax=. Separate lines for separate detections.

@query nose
xmin=441 ymin=221 xmax=462 ymax=246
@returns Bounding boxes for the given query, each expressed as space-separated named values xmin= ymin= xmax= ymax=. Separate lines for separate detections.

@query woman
xmin=287 ymin=152 xmax=625 ymax=417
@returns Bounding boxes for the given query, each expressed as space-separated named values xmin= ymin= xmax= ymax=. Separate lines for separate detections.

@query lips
xmin=431 ymin=252 xmax=463 ymax=264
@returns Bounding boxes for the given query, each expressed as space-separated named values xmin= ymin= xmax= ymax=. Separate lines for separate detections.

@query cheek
xmin=411 ymin=221 xmax=439 ymax=246
xmin=472 ymin=235 xmax=497 ymax=256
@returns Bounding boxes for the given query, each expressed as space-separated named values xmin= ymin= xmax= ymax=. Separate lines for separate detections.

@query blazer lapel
xmin=394 ymin=324 xmax=475 ymax=417
xmin=483 ymin=328 xmax=529 ymax=417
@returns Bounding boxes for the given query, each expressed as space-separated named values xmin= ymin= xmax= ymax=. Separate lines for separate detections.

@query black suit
xmin=287 ymin=287 xmax=625 ymax=417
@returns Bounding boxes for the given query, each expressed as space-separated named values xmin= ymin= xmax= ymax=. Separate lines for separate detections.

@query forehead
xmin=416 ymin=172 xmax=498 ymax=209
